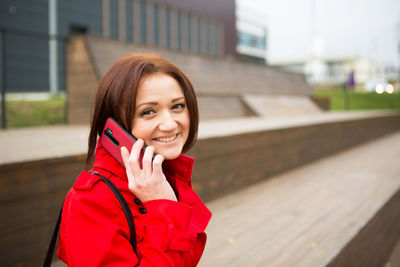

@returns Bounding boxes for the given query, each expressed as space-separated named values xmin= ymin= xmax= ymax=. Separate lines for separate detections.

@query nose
xmin=159 ymin=111 xmax=178 ymax=131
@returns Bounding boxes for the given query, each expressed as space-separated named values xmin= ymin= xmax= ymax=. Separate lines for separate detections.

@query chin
xmin=157 ymin=148 xmax=182 ymax=160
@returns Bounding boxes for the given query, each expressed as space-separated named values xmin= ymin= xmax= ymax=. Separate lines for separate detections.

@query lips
xmin=155 ymin=134 xmax=178 ymax=142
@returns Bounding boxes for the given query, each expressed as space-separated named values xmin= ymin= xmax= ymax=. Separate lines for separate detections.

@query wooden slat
xmin=198 ymin=131 xmax=400 ymax=267
xmin=0 ymin=156 xmax=83 ymax=204
xmin=0 ymin=189 xmax=66 ymax=238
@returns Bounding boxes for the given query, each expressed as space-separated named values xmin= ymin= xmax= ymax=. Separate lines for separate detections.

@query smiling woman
xmin=56 ymin=54 xmax=212 ymax=266
xmin=131 ymin=73 xmax=190 ymax=160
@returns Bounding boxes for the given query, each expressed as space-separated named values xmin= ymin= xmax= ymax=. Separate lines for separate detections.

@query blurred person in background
xmin=347 ymin=70 xmax=356 ymax=89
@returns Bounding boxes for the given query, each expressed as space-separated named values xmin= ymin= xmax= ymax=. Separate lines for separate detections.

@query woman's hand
xmin=121 ymin=139 xmax=177 ymax=203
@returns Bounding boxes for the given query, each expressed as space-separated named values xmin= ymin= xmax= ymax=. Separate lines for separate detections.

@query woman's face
xmin=131 ymin=73 xmax=190 ymax=160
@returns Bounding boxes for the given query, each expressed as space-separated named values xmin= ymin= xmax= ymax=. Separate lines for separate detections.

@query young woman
xmin=57 ymin=54 xmax=212 ymax=266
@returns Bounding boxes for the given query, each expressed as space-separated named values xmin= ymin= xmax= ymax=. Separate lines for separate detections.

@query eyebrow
xmin=136 ymin=97 xmax=185 ymax=109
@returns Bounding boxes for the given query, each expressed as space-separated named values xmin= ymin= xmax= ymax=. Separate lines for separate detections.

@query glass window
xmin=238 ymin=31 xmax=266 ymax=50
xmin=215 ymin=23 xmax=219 ymax=56
xmin=177 ymin=10 xmax=181 ymax=50
xmin=206 ymin=20 xmax=210 ymax=54
xmin=187 ymin=13 xmax=191 ymax=51
xmin=126 ymin=0 xmax=133 ymax=41
xmin=197 ymin=17 xmax=201 ymax=54
xmin=140 ymin=0 xmax=146 ymax=44
xmin=153 ymin=3 xmax=159 ymax=45
xmin=166 ymin=7 xmax=170 ymax=48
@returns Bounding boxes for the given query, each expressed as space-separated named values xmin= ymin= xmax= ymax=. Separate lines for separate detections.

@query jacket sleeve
xmin=57 ymin=183 xmax=206 ymax=267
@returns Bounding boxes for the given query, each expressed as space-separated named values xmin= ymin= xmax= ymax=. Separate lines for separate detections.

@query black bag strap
xmin=43 ymin=200 xmax=64 ymax=267
xmin=43 ymin=172 xmax=137 ymax=267
xmin=93 ymin=171 xmax=137 ymax=253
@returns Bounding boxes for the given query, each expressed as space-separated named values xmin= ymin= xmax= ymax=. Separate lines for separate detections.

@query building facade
xmin=0 ymin=0 xmax=234 ymax=94
xmin=235 ymin=8 xmax=267 ymax=64
xmin=271 ymin=55 xmax=379 ymax=88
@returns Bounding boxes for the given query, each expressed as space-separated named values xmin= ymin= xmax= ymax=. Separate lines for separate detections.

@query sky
xmin=236 ymin=0 xmax=400 ymax=68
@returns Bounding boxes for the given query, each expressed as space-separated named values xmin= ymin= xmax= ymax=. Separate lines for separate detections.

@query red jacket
xmin=57 ymin=143 xmax=212 ymax=266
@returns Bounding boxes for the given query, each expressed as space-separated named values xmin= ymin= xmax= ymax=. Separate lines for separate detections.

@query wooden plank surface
xmin=198 ymin=131 xmax=400 ymax=267
xmin=51 ymin=130 xmax=400 ymax=267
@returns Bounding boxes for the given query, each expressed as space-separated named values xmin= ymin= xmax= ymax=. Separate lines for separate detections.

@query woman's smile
xmin=154 ymin=133 xmax=179 ymax=143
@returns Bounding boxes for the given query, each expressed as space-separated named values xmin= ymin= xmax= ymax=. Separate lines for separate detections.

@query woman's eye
xmin=172 ymin=103 xmax=185 ymax=110
xmin=140 ymin=109 xmax=155 ymax=116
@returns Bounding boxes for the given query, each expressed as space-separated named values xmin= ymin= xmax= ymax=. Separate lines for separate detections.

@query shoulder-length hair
xmin=86 ymin=53 xmax=199 ymax=168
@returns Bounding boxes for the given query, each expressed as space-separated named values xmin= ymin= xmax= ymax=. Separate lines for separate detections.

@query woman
xmin=57 ymin=54 xmax=212 ymax=266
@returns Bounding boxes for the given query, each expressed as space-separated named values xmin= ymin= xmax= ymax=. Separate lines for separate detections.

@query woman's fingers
xmin=128 ymin=139 xmax=144 ymax=173
xmin=152 ymin=154 xmax=164 ymax=176
xmin=142 ymin=145 xmax=155 ymax=178
xmin=121 ymin=146 xmax=136 ymax=189
xmin=120 ymin=146 xmax=130 ymax=168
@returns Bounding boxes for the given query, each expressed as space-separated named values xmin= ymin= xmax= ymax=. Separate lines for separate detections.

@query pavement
xmin=0 ymin=126 xmax=90 ymax=165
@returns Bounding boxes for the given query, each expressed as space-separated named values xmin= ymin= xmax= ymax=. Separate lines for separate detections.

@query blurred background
xmin=0 ymin=0 xmax=399 ymax=128
xmin=1 ymin=1 xmax=400 ymax=266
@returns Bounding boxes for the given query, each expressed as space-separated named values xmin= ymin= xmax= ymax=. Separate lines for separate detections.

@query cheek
xmin=182 ymin=111 xmax=190 ymax=136
xmin=131 ymin=120 xmax=153 ymax=141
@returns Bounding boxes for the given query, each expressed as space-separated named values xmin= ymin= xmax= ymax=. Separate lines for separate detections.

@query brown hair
xmin=86 ymin=53 xmax=199 ymax=168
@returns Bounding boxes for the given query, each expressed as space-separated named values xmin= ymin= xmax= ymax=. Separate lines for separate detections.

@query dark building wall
xmin=154 ymin=0 xmax=236 ymax=57
xmin=0 ymin=0 xmax=48 ymax=34
xmin=0 ymin=0 xmax=102 ymax=93
xmin=0 ymin=0 xmax=234 ymax=93
xmin=58 ymin=0 xmax=103 ymax=36
xmin=0 ymin=0 xmax=50 ymax=92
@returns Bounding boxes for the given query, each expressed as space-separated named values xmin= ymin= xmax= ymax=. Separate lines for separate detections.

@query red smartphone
xmin=99 ymin=117 xmax=144 ymax=166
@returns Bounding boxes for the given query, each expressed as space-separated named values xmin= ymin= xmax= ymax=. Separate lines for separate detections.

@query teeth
xmin=157 ymin=135 xmax=177 ymax=142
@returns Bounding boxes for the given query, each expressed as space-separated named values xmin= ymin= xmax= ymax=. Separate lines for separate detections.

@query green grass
xmin=1 ymin=97 xmax=65 ymax=128
xmin=1 ymin=88 xmax=399 ymax=128
xmin=314 ymin=87 xmax=400 ymax=111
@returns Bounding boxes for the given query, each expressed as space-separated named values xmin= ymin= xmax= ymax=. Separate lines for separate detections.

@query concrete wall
xmin=66 ymin=36 xmax=99 ymax=124
xmin=67 ymin=35 xmax=312 ymax=124
xmin=86 ymin=36 xmax=311 ymax=96
xmin=1 ymin=112 xmax=400 ymax=266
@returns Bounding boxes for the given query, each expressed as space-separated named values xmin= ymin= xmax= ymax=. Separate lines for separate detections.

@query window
xmin=153 ymin=3 xmax=159 ymax=45
xmin=214 ymin=23 xmax=219 ymax=56
xmin=140 ymin=0 xmax=146 ymax=44
xmin=187 ymin=13 xmax=191 ymax=51
xmin=206 ymin=20 xmax=210 ymax=54
xmin=177 ymin=10 xmax=181 ymax=50
xmin=166 ymin=7 xmax=170 ymax=48
xmin=197 ymin=17 xmax=201 ymax=53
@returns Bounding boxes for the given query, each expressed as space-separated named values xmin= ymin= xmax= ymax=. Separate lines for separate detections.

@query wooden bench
xmin=199 ymin=131 xmax=400 ymax=266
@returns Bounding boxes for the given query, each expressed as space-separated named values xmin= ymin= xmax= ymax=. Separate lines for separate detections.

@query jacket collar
xmin=93 ymin=141 xmax=194 ymax=185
